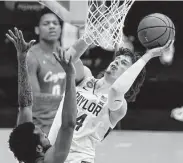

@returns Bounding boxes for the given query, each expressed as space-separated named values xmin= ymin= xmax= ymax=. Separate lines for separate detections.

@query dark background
xmin=0 ymin=1 xmax=183 ymax=130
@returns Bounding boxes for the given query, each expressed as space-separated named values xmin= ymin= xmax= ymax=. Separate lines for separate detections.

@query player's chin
xmin=105 ymin=70 xmax=114 ymax=77
xmin=105 ymin=70 xmax=118 ymax=79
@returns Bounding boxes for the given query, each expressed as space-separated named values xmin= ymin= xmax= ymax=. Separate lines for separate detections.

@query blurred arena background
xmin=0 ymin=1 xmax=183 ymax=163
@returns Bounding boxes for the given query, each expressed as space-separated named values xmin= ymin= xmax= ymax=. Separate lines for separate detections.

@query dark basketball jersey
xmin=28 ymin=44 xmax=65 ymax=134
xmin=29 ymin=44 xmax=66 ymax=96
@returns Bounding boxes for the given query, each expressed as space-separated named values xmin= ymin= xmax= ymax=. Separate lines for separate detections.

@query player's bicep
xmin=27 ymin=52 xmax=41 ymax=92
xmin=45 ymin=127 xmax=74 ymax=163
xmin=74 ymin=59 xmax=92 ymax=84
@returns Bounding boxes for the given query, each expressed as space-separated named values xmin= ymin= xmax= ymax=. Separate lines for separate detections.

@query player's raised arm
xmin=39 ymin=0 xmax=72 ymax=23
xmin=44 ymin=52 xmax=77 ymax=163
xmin=109 ymin=41 xmax=174 ymax=109
xmin=107 ymin=41 xmax=174 ymax=127
xmin=111 ymin=40 xmax=174 ymax=95
xmin=6 ymin=28 xmax=36 ymax=125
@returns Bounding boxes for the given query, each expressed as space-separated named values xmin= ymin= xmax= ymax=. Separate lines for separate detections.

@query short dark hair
xmin=9 ymin=122 xmax=40 ymax=163
xmin=35 ymin=7 xmax=63 ymax=26
xmin=115 ymin=48 xmax=146 ymax=102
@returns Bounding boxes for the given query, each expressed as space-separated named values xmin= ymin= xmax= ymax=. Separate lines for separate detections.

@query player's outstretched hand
xmin=53 ymin=47 xmax=76 ymax=76
xmin=147 ymin=40 xmax=174 ymax=58
xmin=6 ymin=27 xmax=36 ymax=56
xmin=171 ymin=107 xmax=183 ymax=122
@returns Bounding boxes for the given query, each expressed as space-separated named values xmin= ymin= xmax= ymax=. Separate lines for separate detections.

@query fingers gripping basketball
xmin=137 ymin=13 xmax=175 ymax=49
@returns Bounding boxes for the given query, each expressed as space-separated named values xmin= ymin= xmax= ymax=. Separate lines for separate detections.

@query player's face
xmin=38 ymin=13 xmax=61 ymax=42
xmin=34 ymin=126 xmax=51 ymax=152
xmin=105 ymin=55 xmax=133 ymax=80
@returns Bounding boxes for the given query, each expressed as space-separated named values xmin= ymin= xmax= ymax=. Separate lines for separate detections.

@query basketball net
xmin=83 ymin=0 xmax=135 ymax=50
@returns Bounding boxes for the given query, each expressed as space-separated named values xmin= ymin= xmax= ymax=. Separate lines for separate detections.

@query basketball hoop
xmin=83 ymin=0 xmax=135 ymax=50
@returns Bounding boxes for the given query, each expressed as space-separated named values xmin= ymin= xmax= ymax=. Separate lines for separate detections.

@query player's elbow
xmin=109 ymin=87 xmax=125 ymax=96
xmin=120 ymin=104 xmax=128 ymax=118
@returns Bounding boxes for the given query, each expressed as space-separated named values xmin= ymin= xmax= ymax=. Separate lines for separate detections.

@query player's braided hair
xmin=115 ymin=48 xmax=146 ymax=102
xmin=9 ymin=122 xmax=40 ymax=163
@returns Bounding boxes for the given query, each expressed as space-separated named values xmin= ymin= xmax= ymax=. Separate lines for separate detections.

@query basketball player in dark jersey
xmin=27 ymin=8 xmax=91 ymax=134
xmin=6 ymin=28 xmax=77 ymax=163
xmin=26 ymin=8 xmax=64 ymax=134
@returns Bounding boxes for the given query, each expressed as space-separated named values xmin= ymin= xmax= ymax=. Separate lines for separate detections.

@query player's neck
xmin=95 ymin=77 xmax=112 ymax=94
xmin=39 ymin=40 xmax=59 ymax=55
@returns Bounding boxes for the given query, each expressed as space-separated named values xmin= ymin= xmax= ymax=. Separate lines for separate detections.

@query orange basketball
xmin=137 ymin=13 xmax=175 ymax=49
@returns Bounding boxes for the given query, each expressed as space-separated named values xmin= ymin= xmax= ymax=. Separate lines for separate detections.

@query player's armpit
xmin=108 ymin=99 xmax=127 ymax=128
xmin=44 ymin=126 xmax=74 ymax=163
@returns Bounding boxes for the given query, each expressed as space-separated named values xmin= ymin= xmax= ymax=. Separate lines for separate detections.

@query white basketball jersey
xmin=48 ymin=76 xmax=115 ymax=163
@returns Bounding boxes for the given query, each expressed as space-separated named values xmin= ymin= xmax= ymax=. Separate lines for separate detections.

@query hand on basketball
xmin=159 ymin=40 xmax=175 ymax=65
xmin=53 ymin=47 xmax=76 ymax=75
xmin=6 ymin=27 xmax=36 ymax=56
xmin=147 ymin=40 xmax=174 ymax=58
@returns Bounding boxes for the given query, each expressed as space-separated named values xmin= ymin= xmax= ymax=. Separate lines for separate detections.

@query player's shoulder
xmin=29 ymin=43 xmax=40 ymax=55
xmin=27 ymin=44 xmax=41 ymax=65
xmin=27 ymin=44 xmax=40 ymax=59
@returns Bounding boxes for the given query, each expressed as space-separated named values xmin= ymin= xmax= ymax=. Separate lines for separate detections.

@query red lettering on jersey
xmin=44 ymin=71 xmax=65 ymax=83
xmin=98 ymin=101 xmax=105 ymax=106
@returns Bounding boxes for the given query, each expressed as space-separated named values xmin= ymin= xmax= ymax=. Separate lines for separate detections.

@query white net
xmin=83 ymin=0 xmax=135 ymax=50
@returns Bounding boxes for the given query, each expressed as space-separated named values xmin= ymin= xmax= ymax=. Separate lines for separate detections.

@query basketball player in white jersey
xmin=49 ymin=37 xmax=174 ymax=163
xmin=39 ymin=1 xmax=175 ymax=162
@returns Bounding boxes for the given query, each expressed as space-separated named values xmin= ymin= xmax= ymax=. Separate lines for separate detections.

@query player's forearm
xmin=18 ymin=53 xmax=33 ymax=108
xmin=66 ymin=37 xmax=91 ymax=62
xmin=62 ymin=75 xmax=77 ymax=128
xmin=111 ymin=51 xmax=153 ymax=94
xmin=38 ymin=0 xmax=72 ymax=22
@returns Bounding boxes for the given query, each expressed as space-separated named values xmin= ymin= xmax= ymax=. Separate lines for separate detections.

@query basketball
xmin=137 ymin=13 xmax=175 ymax=49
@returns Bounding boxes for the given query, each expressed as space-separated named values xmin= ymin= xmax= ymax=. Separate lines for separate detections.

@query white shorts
xmin=64 ymin=152 xmax=95 ymax=163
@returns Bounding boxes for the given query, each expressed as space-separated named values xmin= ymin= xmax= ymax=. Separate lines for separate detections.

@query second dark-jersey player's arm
xmin=44 ymin=74 xmax=77 ymax=163
xmin=5 ymin=29 xmax=37 ymax=126
xmin=17 ymin=53 xmax=33 ymax=125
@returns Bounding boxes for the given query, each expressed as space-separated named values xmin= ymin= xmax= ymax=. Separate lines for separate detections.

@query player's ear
xmin=36 ymin=145 xmax=43 ymax=153
xmin=35 ymin=26 xmax=39 ymax=35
